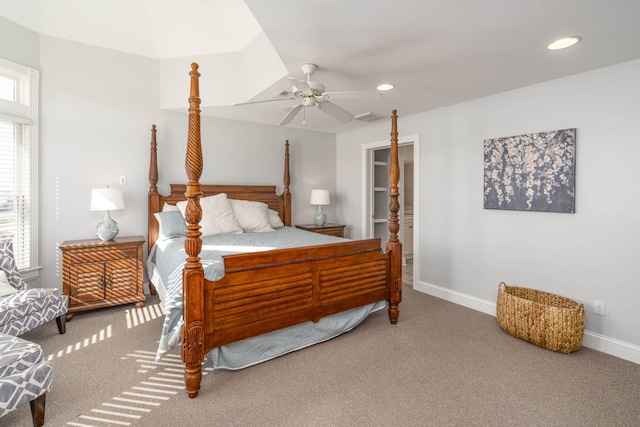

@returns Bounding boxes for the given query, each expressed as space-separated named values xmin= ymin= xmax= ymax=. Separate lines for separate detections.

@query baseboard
xmin=415 ymin=281 xmax=496 ymax=316
xmin=581 ymin=331 xmax=640 ymax=364
xmin=415 ymin=281 xmax=640 ymax=365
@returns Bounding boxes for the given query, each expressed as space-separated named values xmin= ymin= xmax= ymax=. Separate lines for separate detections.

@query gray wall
xmin=337 ymin=59 xmax=640 ymax=362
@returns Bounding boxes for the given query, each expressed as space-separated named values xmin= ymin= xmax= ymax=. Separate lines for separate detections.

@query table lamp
xmin=310 ymin=189 xmax=330 ymax=226
xmin=90 ymin=187 xmax=125 ymax=241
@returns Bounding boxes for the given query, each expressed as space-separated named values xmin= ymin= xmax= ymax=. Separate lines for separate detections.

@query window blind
xmin=0 ymin=120 xmax=31 ymax=269
xmin=0 ymin=58 xmax=38 ymax=272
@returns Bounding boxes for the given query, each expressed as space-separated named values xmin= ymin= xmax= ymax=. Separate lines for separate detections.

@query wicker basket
xmin=496 ymin=282 xmax=585 ymax=353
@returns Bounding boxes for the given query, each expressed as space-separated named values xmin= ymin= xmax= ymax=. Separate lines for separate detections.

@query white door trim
xmin=361 ymin=133 xmax=420 ymax=288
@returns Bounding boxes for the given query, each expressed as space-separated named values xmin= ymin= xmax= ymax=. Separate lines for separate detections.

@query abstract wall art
xmin=483 ymin=128 xmax=576 ymax=213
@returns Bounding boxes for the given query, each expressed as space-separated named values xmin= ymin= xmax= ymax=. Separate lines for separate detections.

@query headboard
xmin=147 ymin=125 xmax=292 ymax=252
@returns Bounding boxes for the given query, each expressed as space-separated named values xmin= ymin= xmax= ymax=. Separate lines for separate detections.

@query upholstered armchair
xmin=0 ymin=333 xmax=52 ymax=426
xmin=0 ymin=240 xmax=68 ymax=336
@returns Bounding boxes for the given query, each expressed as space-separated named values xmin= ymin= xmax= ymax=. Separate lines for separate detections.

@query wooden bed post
xmin=283 ymin=140 xmax=292 ymax=226
xmin=181 ymin=63 xmax=205 ymax=398
xmin=386 ymin=110 xmax=402 ymax=324
xmin=148 ymin=124 xmax=159 ymax=253
xmin=147 ymin=124 xmax=160 ymax=295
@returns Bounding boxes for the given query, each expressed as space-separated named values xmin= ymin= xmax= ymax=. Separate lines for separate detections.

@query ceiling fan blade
xmin=234 ymin=96 xmax=295 ymax=106
xmin=287 ymin=76 xmax=311 ymax=92
xmin=278 ymin=103 xmax=304 ymax=126
xmin=322 ymin=90 xmax=382 ymax=100
xmin=317 ymin=100 xmax=354 ymax=123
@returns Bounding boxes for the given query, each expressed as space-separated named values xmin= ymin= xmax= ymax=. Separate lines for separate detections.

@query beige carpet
xmin=3 ymin=283 xmax=639 ymax=426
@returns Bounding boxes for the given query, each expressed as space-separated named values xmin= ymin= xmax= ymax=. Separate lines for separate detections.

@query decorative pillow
xmin=0 ymin=271 xmax=18 ymax=297
xmin=268 ymin=208 xmax=285 ymax=228
xmin=163 ymin=202 xmax=180 ymax=212
xmin=176 ymin=193 xmax=243 ymax=237
xmin=154 ymin=211 xmax=187 ymax=238
xmin=229 ymin=199 xmax=274 ymax=233
xmin=0 ymin=240 xmax=26 ymax=291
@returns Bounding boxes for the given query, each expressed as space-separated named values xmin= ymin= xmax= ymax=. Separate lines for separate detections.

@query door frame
xmin=361 ymin=133 xmax=420 ymax=287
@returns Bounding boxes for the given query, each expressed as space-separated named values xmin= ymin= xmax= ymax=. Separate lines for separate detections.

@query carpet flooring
xmin=3 ymin=281 xmax=639 ymax=426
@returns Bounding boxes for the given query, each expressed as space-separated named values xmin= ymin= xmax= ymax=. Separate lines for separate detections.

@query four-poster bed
xmin=147 ymin=63 xmax=402 ymax=398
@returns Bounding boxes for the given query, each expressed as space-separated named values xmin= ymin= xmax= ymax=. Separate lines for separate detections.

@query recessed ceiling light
xmin=377 ymin=83 xmax=395 ymax=91
xmin=547 ymin=36 xmax=582 ymax=50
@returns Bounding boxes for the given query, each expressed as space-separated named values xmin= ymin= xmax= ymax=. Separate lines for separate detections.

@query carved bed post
xmin=147 ymin=124 xmax=159 ymax=296
xmin=283 ymin=140 xmax=292 ymax=226
xmin=386 ymin=110 xmax=402 ymax=324
xmin=148 ymin=124 xmax=159 ymax=253
xmin=181 ymin=63 xmax=205 ymax=398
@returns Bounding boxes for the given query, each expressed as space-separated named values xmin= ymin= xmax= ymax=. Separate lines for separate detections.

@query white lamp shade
xmin=310 ymin=189 xmax=330 ymax=206
xmin=90 ymin=188 xmax=125 ymax=211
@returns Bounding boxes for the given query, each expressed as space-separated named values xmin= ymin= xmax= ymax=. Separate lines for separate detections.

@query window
xmin=0 ymin=58 xmax=39 ymax=277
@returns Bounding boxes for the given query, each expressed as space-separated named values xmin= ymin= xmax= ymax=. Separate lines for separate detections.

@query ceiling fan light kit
xmin=235 ymin=63 xmax=383 ymax=126
xmin=301 ymin=96 xmax=317 ymax=107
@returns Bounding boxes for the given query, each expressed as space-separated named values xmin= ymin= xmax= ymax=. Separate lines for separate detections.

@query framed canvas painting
xmin=483 ymin=128 xmax=576 ymax=213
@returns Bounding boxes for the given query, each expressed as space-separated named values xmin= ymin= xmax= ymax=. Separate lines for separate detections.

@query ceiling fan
xmin=234 ymin=63 xmax=381 ymax=126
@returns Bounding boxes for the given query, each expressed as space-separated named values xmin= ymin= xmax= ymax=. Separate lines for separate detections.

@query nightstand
xmin=59 ymin=235 xmax=146 ymax=319
xmin=295 ymin=223 xmax=346 ymax=238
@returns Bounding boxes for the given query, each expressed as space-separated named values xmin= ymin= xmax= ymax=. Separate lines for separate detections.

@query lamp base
xmin=96 ymin=210 xmax=119 ymax=241
xmin=314 ymin=206 xmax=326 ymax=226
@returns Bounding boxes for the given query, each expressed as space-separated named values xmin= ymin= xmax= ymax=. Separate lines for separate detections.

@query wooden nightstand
xmin=59 ymin=235 xmax=146 ymax=319
xmin=295 ymin=223 xmax=346 ymax=238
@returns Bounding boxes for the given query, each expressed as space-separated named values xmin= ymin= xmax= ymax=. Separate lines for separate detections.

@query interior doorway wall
xmin=361 ymin=134 xmax=420 ymax=286
xmin=401 ymin=146 xmax=414 ymax=263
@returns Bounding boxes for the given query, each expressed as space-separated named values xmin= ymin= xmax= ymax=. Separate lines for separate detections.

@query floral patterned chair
xmin=0 ymin=240 xmax=68 ymax=336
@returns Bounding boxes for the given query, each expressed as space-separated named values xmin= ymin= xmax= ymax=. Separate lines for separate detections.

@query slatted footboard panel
xmin=209 ymin=269 xmax=314 ymax=336
xmin=319 ymin=259 xmax=388 ymax=307
xmin=202 ymin=239 xmax=390 ymax=352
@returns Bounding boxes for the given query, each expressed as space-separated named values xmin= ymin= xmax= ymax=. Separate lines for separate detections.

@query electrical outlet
xmin=594 ymin=300 xmax=606 ymax=316
xmin=119 ymin=176 xmax=127 ymax=185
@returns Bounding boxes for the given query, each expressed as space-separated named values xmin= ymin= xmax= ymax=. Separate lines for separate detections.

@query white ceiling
xmin=2 ymin=0 xmax=640 ymax=134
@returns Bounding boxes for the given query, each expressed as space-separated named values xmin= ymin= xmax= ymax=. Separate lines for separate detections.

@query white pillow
xmin=163 ymin=202 xmax=180 ymax=212
xmin=268 ymin=208 xmax=285 ymax=228
xmin=176 ymin=193 xmax=243 ymax=237
xmin=229 ymin=199 xmax=274 ymax=233
xmin=0 ymin=271 xmax=18 ymax=297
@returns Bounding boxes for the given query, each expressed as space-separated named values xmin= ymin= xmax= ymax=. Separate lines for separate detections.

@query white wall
xmin=21 ymin=34 xmax=335 ymax=289
xmin=337 ymin=59 xmax=640 ymax=363
xmin=155 ymin=111 xmax=337 ymax=225
xmin=0 ymin=16 xmax=39 ymax=68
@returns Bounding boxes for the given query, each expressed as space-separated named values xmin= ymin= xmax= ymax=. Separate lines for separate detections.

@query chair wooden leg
xmin=29 ymin=394 xmax=46 ymax=427
xmin=56 ymin=314 xmax=66 ymax=334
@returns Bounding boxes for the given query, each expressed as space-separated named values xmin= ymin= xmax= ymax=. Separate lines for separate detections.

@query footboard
xmin=203 ymin=239 xmax=391 ymax=349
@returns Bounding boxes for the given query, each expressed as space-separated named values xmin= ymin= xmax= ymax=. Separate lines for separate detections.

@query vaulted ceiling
xmin=2 ymin=0 xmax=640 ymax=134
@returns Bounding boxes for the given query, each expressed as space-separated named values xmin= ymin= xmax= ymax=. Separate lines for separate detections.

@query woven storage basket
xmin=496 ymin=282 xmax=585 ymax=353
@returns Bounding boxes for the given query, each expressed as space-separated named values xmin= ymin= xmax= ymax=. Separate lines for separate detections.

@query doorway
xmin=361 ymin=134 xmax=419 ymax=287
